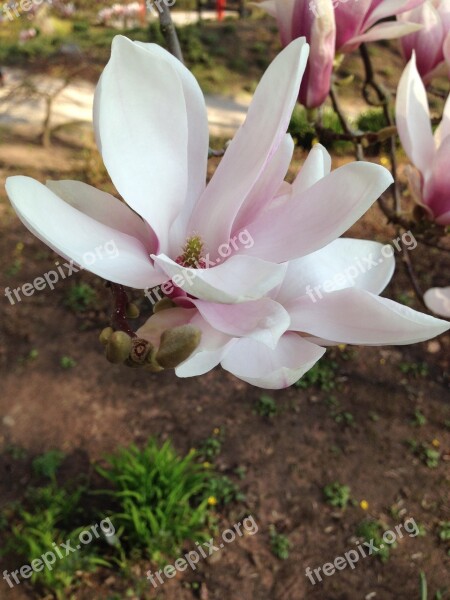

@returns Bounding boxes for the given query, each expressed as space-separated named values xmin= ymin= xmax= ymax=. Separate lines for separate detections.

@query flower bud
xmin=125 ymin=302 xmax=140 ymax=318
xmin=128 ymin=337 xmax=152 ymax=365
xmin=153 ymin=297 xmax=176 ymax=313
xmin=155 ymin=325 xmax=201 ymax=369
xmin=105 ymin=331 xmax=132 ymax=364
xmin=99 ymin=326 xmax=113 ymax=346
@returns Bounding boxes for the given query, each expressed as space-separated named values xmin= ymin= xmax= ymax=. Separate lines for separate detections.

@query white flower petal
xmin=192 ymin=298 xmax=290 ymax=349
xmin=94 ymin=36 xmax=191 ymax=251
xmin=287 ymin=288 xmax=449 ymax=345
xmin=291 ymin=143 xmax=331 ymax=195
xmin=221 ymin=333 xmax=325 ymax=389
xmin=6 ymin=176 xmax=164 ymax=289
xmin=396 ymin=52 xmax=436 ymax=174
xmin=276 ymin=238 xmax=395 ymax=304
xmin=152 ymin=253 xmax=288 ymax=303
xmin=424 ymin=286 xmax=450 ymax=318
xmin=188 ymin=38 xmax=309 ymax=251
xmin=242 ymin=162 xmax=392 ymax=261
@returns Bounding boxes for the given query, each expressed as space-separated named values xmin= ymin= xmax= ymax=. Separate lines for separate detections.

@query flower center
xmin=175 ymin=235 xmax=206 ymax=268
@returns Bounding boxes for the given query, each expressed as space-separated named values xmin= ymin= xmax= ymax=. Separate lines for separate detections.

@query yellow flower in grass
xmin=207 ymin=496 xmax=218 ymax=506
xmin=360 ymin=499 xmax=369 ymax=511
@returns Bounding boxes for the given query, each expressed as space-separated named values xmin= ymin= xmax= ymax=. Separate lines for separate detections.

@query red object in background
xmin=217 ymin=0 xmax=226 ymax=21
xmin=139 ymin=0 xmax=146 ymax=24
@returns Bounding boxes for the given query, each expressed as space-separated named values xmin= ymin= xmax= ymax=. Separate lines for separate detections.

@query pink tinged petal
xmin=287 ymin=288 xmax=450 ymax=345
xmin=434 ymin=89 xmax=450 ymax=148
xmin=276 ymin=238 xmax=395 ymax=305
xmin=6 ymin=176 xmax=165 ymax=289
xmin=366 ymin=0 xmax=427 ymax=29
xmin=334 ymin=0 xmax=370 ymax=51
xmin=220 ymin=333 xmax=326 ymax=389
xmin=94 ymin=36 xmax=190 ymax=252
xmin=291 ymin=143 xmax=331 ymax=195
xmin=422 ymin=136 xmax=450 ymax=220
xmin=399 ymin=3 xmax=444 ymax=79
xmin=152 ymin=253 xmax=288 ymax=303
xmin=46 ymin=180 xmax=157 ymax=252
xmin=258 ymin=0 xmax=297 ymax=46
xmin=346 ymin=21 xmax=423 ymax=49
xmin=188 ymin=38 xmax=309 ymax=251
xmin=435 ymin=210 xmax=450 ymax=225
xmin=241 ymin=162 xmax=393 ymax=262
xmin=130 ymin=42 xmax=209 ymax=255
xmin=424 ymin=286 xmax=450 ymax=318
xmin=296 ymin=0 xmax=335 ymax=108
xmin=192 ymin=298 xmax=290 ymax=349
xmin=137 ymin=307 xmax=197 ymax=346
xmin=175 ymin=313 xmax=236 ymax=377
xmin=395 ymin=53 xmax=435 ymax=175
xmin=233 ymin=134 xmax=294 ymax=232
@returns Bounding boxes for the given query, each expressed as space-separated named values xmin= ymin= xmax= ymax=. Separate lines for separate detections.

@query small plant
xmin=356 ymin=520 xmax=393 ymax=562
xmin=296 ymin=358 xmax=337 ymax=391
xmin=198 ymin=433 xmax=222 ymax=461
xmin=269 ymin=525 xmax=290 ymax=560
xmin=60 ymin=356 xmax=77 ymax=369
xmin=255 ymin=394 xmax=277 ymax=417
xmin=412 ymin=409 xmax=427 ymax=427
xmin=96 ymin=438 xmax=216 ymax=562
xmin=323 ymin=482 xmax=351 ymax=509
xmin=206 ymin=475 xmax=245 ymax=506
xmin=438 ymin=521 xmax=450 ymax=545
xmin=408 ymin=441 xmax=440 ymax=468
xmin=0 ymin=483 xmax=104 ymax=598
xmin=334 ymin=410 xmax=355 ymax=427
xmin=32 ymin=450 xmax=65 ymax=482
xmin=399 ymin=361 xmax=429 ymax=378
xmin=64 ymin=283 xmax=97 ymax=312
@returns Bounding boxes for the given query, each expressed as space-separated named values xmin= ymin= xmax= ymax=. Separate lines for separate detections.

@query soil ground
xmin=0 ymin=15 xmax=449 ymax=600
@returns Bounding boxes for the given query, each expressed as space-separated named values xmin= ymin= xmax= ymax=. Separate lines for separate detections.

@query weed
xmin=323 ymin=482 xmax=351 ymax=509
xmin=356 ymin=520 xmax=393 ymax=562
xmin=96 ymin=439 xmax=216 ymax=562
xmin=269 ymin=525 xmax=290 ymax=560
xmin=255 ymin=394 xmax=277 ymax=417
xmin=60 ymin=356 xmax=77 ymax=369
xmin=296 ymin=358 xmax=337 ymax=391
xmin=64 ymin=283 xmax=96 ymax=312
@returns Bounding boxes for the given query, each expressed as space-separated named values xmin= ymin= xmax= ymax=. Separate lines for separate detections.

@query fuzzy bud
xmin=153 ymin=298 xmax=176 ymax=313
xmin=99 ymin=327 xmax=113 ymax=346
xmin=155 ymin=325 xmax=201 ymax=369
xmin=125 ymin=302 xmax=140 ymax=319
xmin=105 ymin=331 xmax=132 ymax=364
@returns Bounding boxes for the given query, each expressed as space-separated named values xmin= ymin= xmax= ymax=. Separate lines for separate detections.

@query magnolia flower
xmin=137 ymin=143 xmax=449 ymax=388
xmin=333 ymin=0 xmax=425 ymax=53
xmin=399 ymin=0 xmax=450 ymax=83
xmin=259 ymin=0 xmax=423 ymax=107
xmin=259 ymin=0 xmax=336 ymax=108
xmin=424 ymin=286 xmax=450 ymax=317
xmin=5 ymin=36 xmax=448 ymax=389
xmin=396 ymin=52 xmax=450 ymax=224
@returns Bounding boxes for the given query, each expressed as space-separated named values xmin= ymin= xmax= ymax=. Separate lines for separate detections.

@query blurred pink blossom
xmin=396 ymin=52 xmax=450 ymax=224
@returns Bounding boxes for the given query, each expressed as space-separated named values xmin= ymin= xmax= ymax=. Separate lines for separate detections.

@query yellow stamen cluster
xmin=177 ymin=235 xmax=204 ymax=268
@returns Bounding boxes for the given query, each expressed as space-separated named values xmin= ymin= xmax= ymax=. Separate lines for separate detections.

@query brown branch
xmin=329 ymin=85 xmax=364 ymax=160
xmin=107 ymin=283 xmax=137 ymax=337
xmin=158 ymin=3 xmax=184 ymax=63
